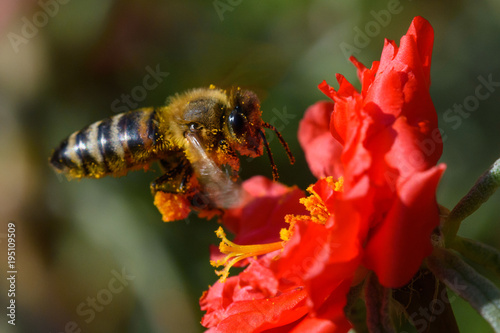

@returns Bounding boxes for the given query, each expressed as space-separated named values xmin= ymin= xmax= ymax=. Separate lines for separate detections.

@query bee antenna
xmin=259 ymin=130 xmax=279 ymax=181
xmin=262 ymin=122 xmax=295 ymax=165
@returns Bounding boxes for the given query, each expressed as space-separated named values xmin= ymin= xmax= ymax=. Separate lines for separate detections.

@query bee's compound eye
xmin=189 ymin=123 xmax=202 ymax=132
xmin=229 ymin=109 xmax=246 ymax=137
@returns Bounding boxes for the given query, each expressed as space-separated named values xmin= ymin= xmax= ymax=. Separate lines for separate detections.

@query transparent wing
xmin=185 ymin=132 xmax=243 ymax=209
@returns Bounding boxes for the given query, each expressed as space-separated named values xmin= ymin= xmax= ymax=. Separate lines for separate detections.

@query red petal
xmin=272 ymin=218 xmax=361 ymax=312
xmin=298 ymin=101 xmax=344 ymax=179
xmin=221 ymin=176 xmax=307 ymax=245
xmin=404 ymin=16 xmax=434 ymax=83
xmin=289 ymin=316 xmax=350 ymax=333
xmin=318 ymin=76 xmax=362 ymax=146
xmin=202 ymin=284 xmax=309 ymax=332
xmin=363 ymin=164 xmax=445 ymax=287
xmin=350 ymin=56 xmax=379 ymax=96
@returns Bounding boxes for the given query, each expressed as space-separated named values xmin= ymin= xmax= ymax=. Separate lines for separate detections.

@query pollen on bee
xmin=154 ymin=192 xmax=191 ymax=222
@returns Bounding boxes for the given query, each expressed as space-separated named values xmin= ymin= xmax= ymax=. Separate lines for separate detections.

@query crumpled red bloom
xmin=201 ymin=177 xmax=359 ymax=332
xmin=313 ymin=16 xmax=446 ymax=287
xmin=201 ymin=16 xmax=446 ymax=332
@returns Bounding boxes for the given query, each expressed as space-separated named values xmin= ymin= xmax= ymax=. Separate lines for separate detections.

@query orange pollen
xmin=154 ymin=192 xmax=191 ymax=222
xmin=299 ymin=189 xmax=329 ymax=224
xmin=211 ymin=227 xmax=283 ymax=282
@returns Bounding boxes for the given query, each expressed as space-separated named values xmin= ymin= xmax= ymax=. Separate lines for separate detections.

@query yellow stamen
xmin=282 ymin=176 xmax=344 ymax=239
xmin=210 ymin=177 xmax=344 ymax=282
xmin=280 ymin=218 xmax=295 ymax=242
xmin=332 ymin=176 xmax=344 ymax=191
xmin=299 ymin=190 xmax=329 ymax=224
xmin=211 ymin=227 xmax=283 ymax=282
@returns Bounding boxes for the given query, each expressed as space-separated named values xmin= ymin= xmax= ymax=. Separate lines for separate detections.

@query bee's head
xmin=225 ymin=88 xmax=263 ymax=157
xmin=225 ymin=88 xmax=295 ymax=181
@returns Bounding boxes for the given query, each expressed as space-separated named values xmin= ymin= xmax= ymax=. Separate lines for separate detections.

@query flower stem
xmin=364 ymin=272 xmax=395 ymax=333
xmin=427 ymin=247 xmax=500 ymax=332
xmin=443 ymin=158 xmax=500 ymax=245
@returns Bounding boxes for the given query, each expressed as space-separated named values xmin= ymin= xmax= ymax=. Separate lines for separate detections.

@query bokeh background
xmin=1 ymin=0 xmax=500 ymax=332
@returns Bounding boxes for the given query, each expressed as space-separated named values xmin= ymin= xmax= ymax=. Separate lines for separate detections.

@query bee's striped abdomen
xmin=50 ymin=108 xmax=160 ymax=179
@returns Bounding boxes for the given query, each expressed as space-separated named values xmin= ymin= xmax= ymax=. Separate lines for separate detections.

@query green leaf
xmin=427 ymin=248 xmax=500 ymax=332
xmin=451 ymin=236 xmax=500 ymax=278
xmin=344 ymin=282 xmax=369 ymax=333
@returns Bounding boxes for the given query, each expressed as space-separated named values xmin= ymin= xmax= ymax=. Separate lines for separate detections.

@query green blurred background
xmin=1 ymin=0 xmax=499 ymax=332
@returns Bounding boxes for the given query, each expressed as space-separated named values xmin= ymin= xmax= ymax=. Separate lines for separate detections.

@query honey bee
xmin=50 ymin=86 xmax=294 ymax=215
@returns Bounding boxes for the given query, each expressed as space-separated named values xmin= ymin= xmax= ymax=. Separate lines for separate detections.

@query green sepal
xmin=344 ymin=282 xmax=369 ymax=333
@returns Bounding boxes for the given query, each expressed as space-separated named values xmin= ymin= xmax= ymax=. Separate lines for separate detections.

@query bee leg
xmin=150 ymin=174 xmax=181 ymax=194
xmin=150 ymin=158 xmax=193 ymax=194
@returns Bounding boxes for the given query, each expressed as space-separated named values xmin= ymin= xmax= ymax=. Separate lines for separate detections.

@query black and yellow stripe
xmin=50 ymin=108 xmax=160 ymax=179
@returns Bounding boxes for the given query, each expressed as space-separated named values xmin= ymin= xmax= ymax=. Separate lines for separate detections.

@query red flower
xmin=201 ymin=177 xmax=358 ymax=332
xmin=315 ymin=16 xmax=445 ymax=287
xmin=201 ymin=16 xmax=446 ymax=332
